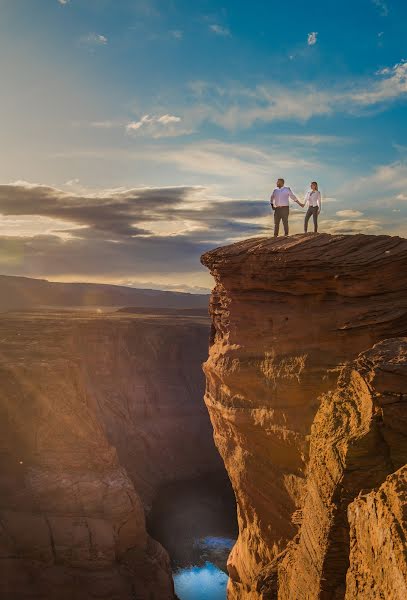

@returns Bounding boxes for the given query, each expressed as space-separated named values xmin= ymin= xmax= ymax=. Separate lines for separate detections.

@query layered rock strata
xmin=278 ymin=337 xmax=407 ymax=600
xmin=345 ymin=466 xmax=407 ymax=600
xmin=201 ymin=233 xmax=407 ymax=598
xmin=0 ymin=310 xmax=218 ymax=599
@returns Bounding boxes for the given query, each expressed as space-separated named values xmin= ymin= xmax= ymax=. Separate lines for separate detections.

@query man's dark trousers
xmin=274 ymin=206 xmax=289 ymax=236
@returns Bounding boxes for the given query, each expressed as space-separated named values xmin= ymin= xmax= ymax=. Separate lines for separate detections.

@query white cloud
xmin=274 ymin=134 xmax=351 ymax=145
xmin=338 ymin=160 xmax=407 ymax=219
xmin=336 ymin=209 xmax=364 ymax=217
xmin=307 ymin=32 xmax=318 ymax=46
xmin=170 ymin=30 xmax=183 ymax=40
xmin=144 ymin=140 xmax=318 ymax=184
xmin=79 ymin=33 xmax=108 ymax=48
xmin=90 ymin=120 xmax=121 ymax=128
xmin=58 ymin=0 xmax=70 ymax=4
xmin=355 ymin=160 xmax=407 ymax=192
xmin=182 ymin=59 xmax=407 ymax=131
xmin=322 ymin=218 xmax=382 ymax=234
xmin=372 ymin=0 xmax=389 ymax=16
xmin=126 ymin=114 xmax=190 ymax=138
xmin=350 ymin=61 xmax=407 ymax=105
xmin=156 ymin=114 xmax=182 ymax=125
xmin=209 ymin=24 xmax=231 ymax=37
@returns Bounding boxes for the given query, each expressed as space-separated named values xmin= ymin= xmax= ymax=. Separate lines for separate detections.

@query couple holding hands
xmin=270 ymin=178 xmax=321 ymax=237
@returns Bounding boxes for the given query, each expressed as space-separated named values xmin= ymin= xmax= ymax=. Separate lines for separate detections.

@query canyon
xmin=1 ymin=232 xmax=407 ymax=600
xmin=201 ymin=233 xmax=407 ymax=599
xmin=0 ymin=309 xmax=229 ymax=599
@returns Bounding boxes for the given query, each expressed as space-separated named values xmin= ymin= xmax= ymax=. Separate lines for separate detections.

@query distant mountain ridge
xmin=0 ymin=274 xmax=209 ymax=312
xmin=118 ymin=306 xmax=209 ymax=316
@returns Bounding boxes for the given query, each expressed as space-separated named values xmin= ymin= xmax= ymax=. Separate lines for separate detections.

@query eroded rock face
xmin=278 ymin=337 xmax=407 ymax=600
xmin=71 ymin=314 xmax=222 ymax=506
xmin=201 ymin=234 xmax=407 ymax=598
xmin=0 ymin=311 xmax=217 ymax=599
xmin=346 ymin=466 xmax=407 ymax=600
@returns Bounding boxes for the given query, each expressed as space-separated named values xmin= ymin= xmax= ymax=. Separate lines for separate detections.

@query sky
xmin=0 ymin=0 xmax=406 ymax=292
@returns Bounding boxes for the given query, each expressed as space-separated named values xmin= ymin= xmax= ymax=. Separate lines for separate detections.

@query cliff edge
xmin=201 ymin=233 xmax=407 ymax=599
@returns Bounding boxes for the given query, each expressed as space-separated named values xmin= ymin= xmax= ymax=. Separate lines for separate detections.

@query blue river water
xmin=174 ymin=561 xmax=228 ymax=600
xmin=173 ymin=536 xmax=234 ymax=600
xmin=146 ymin=475 xmax=238 ymax=600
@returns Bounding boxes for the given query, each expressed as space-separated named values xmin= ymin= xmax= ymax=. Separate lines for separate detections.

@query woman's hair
xmin=311 ymin=181 xmax=319 ymax=190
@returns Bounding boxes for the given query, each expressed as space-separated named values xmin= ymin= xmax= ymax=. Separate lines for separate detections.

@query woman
xmin=300 ymin=181 xmax=321 ymax=233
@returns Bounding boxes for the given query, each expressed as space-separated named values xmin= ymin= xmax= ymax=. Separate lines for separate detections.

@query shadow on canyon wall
xmin=0 ymin=305 xmax=236 ymax=599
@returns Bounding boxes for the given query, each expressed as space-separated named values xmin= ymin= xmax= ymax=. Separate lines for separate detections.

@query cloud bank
xmin=0 ymin=182 xmax=269 ymax=284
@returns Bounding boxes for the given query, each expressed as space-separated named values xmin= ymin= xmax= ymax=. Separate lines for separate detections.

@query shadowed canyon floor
xmin=201 ymin=233 xmax=407 ymax=599
xmin=0 ymin=309 xmax=236 ymax=599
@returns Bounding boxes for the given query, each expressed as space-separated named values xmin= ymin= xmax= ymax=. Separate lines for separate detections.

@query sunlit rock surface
xmin=201 ymin=233 xmax=407 ymax=599
xmin=0 ymin=310 xmax=219 ymax=599
xmin=278 ymin=337 xmax=407 ymax=599
xmin=346 ymin=465 xmax=407 ymax=600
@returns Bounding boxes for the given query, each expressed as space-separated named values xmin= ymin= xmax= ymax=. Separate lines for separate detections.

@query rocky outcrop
xmin=201 ymin=233 xmax=407 ymax=598
xmin=346 ymin=466 xmax=407 ymax=600
xmin=0 ymin=310 xmax=218 ymax=599
xmin=278 ymin=337 xmax=407 ymax=599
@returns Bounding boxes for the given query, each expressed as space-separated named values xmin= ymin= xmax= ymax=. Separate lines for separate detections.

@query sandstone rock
xmin=346 ymin=466 xmax=407 ymax=600
xmin=278 ymin=337 xmax=407 ymax=599
xmin=0 ymin=311 xmax=217 ymax=599
xmin=201 ymin=234 xmax=407 ymax=598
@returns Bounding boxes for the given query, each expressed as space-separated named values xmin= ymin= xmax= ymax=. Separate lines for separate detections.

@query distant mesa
xmin=117 ymin=306 xmax=209 ymax=317
xmin=0 ymin=274 xmax=209 ymax=312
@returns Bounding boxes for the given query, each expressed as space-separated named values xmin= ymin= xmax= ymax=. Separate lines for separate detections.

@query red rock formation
xmin=0 ymin=311 xmax=217 ymax=599
xmin=71 ymin=314 xmax=221 ymax=506
xmin=278 ymin=337 xmax=407 ymax=599
xmin=346 ymin=466 xmax=407 ymax=600
xmin=201 ymin=233 xmax=407 ymax=598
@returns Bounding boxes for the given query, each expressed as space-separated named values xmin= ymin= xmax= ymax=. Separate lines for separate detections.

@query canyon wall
xmin=278 ymin=337 xmax=407 ymax=600
xmin=71 ymin=313 xmax=222 ymax=506
xmin=201 ymin=233 xmax=407 ymax=598
xmin=346 ymin=465 xmax=407 ymax=600
xmin=0 ymin=310 xmax=219 ymax=599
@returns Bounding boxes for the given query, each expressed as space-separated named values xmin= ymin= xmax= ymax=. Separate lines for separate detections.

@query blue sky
xmin=0 ymin=0 xmax=406 ymax=291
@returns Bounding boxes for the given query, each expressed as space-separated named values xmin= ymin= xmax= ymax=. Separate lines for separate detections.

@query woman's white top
xmin=305 ymin=190 xmax=321 ymax=208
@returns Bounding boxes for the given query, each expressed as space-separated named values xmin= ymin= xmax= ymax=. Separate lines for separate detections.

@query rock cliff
xmin=0 ymin=310 xmax=219 ymax=599
xmin=278 ymin=337 xmax=407 ymax=600
xmin=201 ymin=233 xmax=407 ymax=599
xmin=346 ymin=465 xmax=407 ymax=600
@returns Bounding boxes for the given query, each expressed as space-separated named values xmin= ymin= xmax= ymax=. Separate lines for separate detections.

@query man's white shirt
xmin=271 ymin=186 xmax=298 ymax=207
xmin=305 ymin=190 xmax=321 ymax=209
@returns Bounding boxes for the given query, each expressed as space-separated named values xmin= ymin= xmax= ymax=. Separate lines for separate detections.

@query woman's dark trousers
xmin=304 ymin=206 xmax=319 ymax=232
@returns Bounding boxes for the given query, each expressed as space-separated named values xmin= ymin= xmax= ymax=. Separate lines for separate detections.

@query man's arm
xmin=288 ymin=188 xmax=300 ymax=204
xmin=270 ymin=191 xmax=276 ymax=208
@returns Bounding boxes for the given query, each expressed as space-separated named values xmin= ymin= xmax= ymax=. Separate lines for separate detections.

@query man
xmin=270 ymin=178 xmax=301 ymax=237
